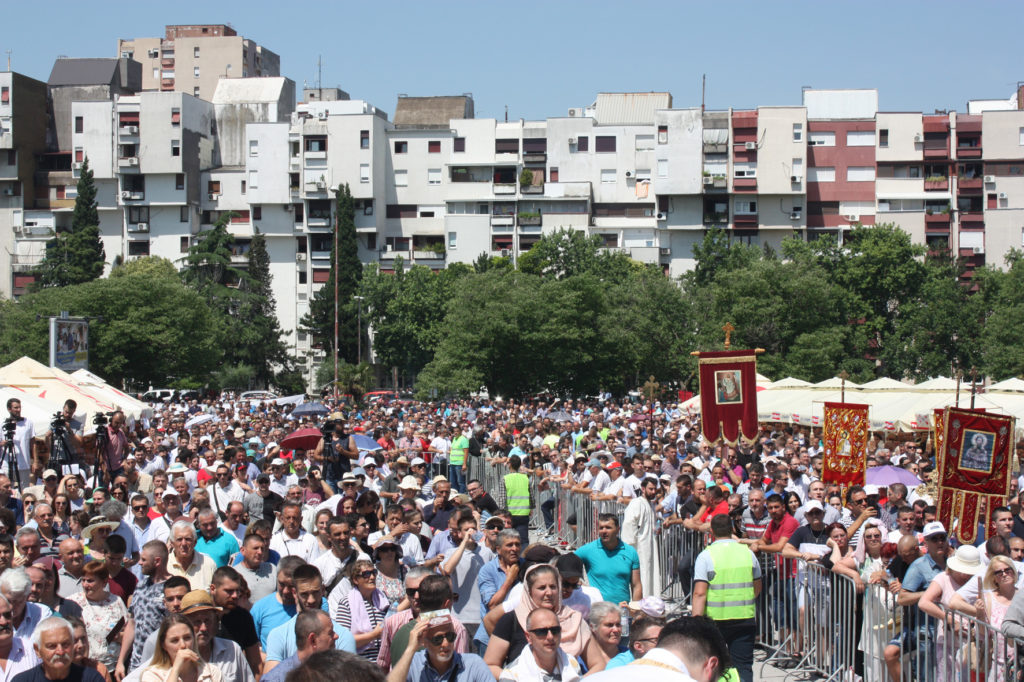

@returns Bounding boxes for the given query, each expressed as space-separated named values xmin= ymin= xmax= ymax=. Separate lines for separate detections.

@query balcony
xmin=733 ymin=177 xmax=757 ymax=192
xmin=304 ymin=181 xmax=328 ymax=195
xmin=957 ymin=145 xmax=982 ymax=159
xmin=310 ymin=250 xmax=332 ymax=261
xmin=160 ymin=78 xmax=174 ymax=90
xmin=923 ymin=140 xmax=948 ymax=159
xmin=11 ymin=254 xmax=43 ymax=272
xmin=379 ymin=248 xmax=411 ymax=261
xmin=118 ymin=157 xmax=140 ymax=168
xmin=118 ymin=126 xmax=139 ymax=138
xmin=120 ymin=191 xmax=144 ymax=202
xmin=493 ymin=183 xmax=517 ymax=195
xmin=702 ymin=175 xmax=728 ymax=191
xmin=304 ymin=151 xmax=327 ymax=161
xmin=703 ymin=213 xmax=729 ymax=226
xmin=544 ymin=181 xmax=591 ymax=198
xmin=520 ymin=184 xmax=543 ymax=195
xmin=960 ymin=212 xmax=984 ymax=227
xmin=733 ymin=213 xmax=759 ymax=227
xmin=412 ymin=250 xmax=445 ymax=262
xmin=491 ymin=215 xmax=514 ymax=227
xmin=924 ymin=212 xmax=951 ymax=227
xmin=924 ymin=178 xmax=949 ymax=191
xmin=523 ymin=153 xmax=546 ymax=164
xmin=306 ymin=215 xmax=331 ymax=228
xmin=518 ymin=213 xmax=541 ymax=226
xmin=161 ymin=58 xmax=175 ymax=68
xmin=0 ymin=133 xmax=12 ymax=148
xmin=958 ymin=177 xmax=982 ymax=190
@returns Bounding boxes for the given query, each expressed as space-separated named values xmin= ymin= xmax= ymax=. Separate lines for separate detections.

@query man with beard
xmin=115 ymin=541 xmax=171 ymax=676
xmin=622 ymin=477 xmax=662 ymax=597
xmin=210 ymin=566 xmax=263 ymax=677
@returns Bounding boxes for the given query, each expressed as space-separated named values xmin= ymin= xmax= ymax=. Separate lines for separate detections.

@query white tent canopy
xmin=687 ymin=375 xmax=1024 ymax=434
xmin=0 ymin=386 xmax=69 ymax=433
xmin=70 ymin=369 xmax=152 ymax=420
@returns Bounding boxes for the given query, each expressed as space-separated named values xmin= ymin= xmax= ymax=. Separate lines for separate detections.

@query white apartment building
xmin=8 ymin=76 xmax=1024 ymax=383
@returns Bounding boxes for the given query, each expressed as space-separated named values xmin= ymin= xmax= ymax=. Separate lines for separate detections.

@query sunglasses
xmin=529 ymin=626 xmax=562 ymax=638
xmin=928 ymin=534 xmax=948 ymax=542
xmin=405 ymin=587 xmax=420 ymax=597
xmin=132 ymin=505 xmax=149 ymax=511
xmin=428 ymin=631 xmax=456 ymax=646
xmin=561 ymin=580 xmax=580 ymax=590
xmin=357 ymin=569 xmax=377 ymax=579
xmin=994 ymin=568 xmax=1015 ymax=578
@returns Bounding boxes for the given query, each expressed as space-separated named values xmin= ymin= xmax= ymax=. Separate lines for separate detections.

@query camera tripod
xmin=0 ymin=419 xmax=22 ymax=495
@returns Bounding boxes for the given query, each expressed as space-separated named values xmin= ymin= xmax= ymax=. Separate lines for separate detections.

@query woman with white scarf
xmin=334 ymin=558 xmax=390 ymax=661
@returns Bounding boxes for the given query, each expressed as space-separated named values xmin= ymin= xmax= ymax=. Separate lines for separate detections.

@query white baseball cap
xmin=923 ymin=521 xmax=947 ymax=538
xmin=804 ymin=500 xmax=824 ymax=513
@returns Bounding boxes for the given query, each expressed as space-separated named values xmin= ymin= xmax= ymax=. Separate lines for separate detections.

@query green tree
xmin=236 ymin=229 xmax=291 ymax=386
xmin=0 ymin=271 xmax=222 ymax=386
xmin=976 ymin=251 xmax=1024 ymax=379
xmin=109 ymin=255 xmax=178 ymax=279
xmin=34 ymin=157 xmax=105 ymax=287
xmin=301 ymin=184 xmax=362 ymax=363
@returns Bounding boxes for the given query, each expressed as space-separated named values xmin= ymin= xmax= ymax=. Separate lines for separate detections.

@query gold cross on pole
xmin=722 ymin=322 xmax=735 ymax=349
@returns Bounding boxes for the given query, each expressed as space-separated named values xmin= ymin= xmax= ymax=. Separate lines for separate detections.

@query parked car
xmin=239 ymin=390 xmax=278 ymax=402
xmin=140 ymin=389 xmax=175 ymax=403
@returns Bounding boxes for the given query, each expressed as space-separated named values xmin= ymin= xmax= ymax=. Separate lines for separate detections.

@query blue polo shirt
xmin=404 ymin=650 xmax=494 ymax=682
xmin=265 ymin=612 xmax=356 ymax=662
xmin=902 ymin=551 xmax=944 ymax=632
xmin=474 ymin=557 xmax=521 ymax=645
xmin=196 ymin=528 xmax=240 ymax=568
xmin=574 ymin=538 xmax=640 ymax=604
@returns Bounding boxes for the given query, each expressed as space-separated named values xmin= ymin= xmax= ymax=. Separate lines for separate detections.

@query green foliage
xmin=211 ymin=363 xmax=256 ymax=392
xmin=235 ymin=229 xmax=291 ymax=386
xmin=519 ymin=169 xmax=534 ymax=187
xmin=318 ymin=361 xmax=374 ymax=402
xmin=300 ymin=183 xmax=363 ymax=363
xmin=34 ymin=157 xmax=106 ymax=288
xmin=473 ymin=253 xmax=512 ymax=273
xmin=109 ymin=256 xmax=178 ymax=279
xmin=0 ymin=270 xmax=221 ymax=386
xmin=517 ymin=228 xmax=635 ymax=281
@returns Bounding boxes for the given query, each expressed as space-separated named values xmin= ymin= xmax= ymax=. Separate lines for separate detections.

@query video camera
xmin=320 ymin=418 xmax=346 ymax=439
xmin=1 ymin=417 xmax=16 ymax=442
xmin=50 ymin=412 xmax=66 ymax=434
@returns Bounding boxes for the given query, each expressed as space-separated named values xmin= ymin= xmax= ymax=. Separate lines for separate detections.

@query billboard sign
xmin=49 ymin=317 xmax=89 ymax=371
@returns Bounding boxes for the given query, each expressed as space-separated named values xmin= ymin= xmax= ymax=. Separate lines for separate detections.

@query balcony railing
xmin=521 ymin=184 xmax=544 ymax=194
xmin=518 ymin=214 xmax=541 ymax=226
xmin=958 ymin=177 xmax=982 ymax=190
xmin=493 ymin=183 xmax=517 ymax=195
xmin=733 ymin=177 xmax=757 ymax=191
xmin=924 ymin=178 xmax=949 ymax=191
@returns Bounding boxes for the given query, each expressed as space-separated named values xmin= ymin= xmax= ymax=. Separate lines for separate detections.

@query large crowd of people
xmin=0 ymin=391 xmax=1020 ymax=682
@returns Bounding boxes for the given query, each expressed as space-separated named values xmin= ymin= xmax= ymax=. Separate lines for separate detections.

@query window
xmin=298 ymin=270 xmax=308 ymax=285
xmin=601 ymin=169 xmax=616 ymax=184
xmin=394 ymin=141 xmax=408 ymax=154
xmin=180 ymin=207 xmax=189 ymax=223
xmin=193 ymin=46 xmax=200 ymax=58
xmin=1 ymin=87 xmax=9 ymax=103
xmin=1019 ymin=127 xmax=1024 ymax=146
xmin=847 ymin=166 xmax=876 ymax=182
xmin=249 ymin=170 xmax=259 ymax=188
xmin=194 ymin=67 xmax=200 ymax=78
xmin=208 ymin=180 xmax=221 ymax=194
xmin=241 ymin=180 xmax=246 ymax=194
xmin=793 ymin=124 xmax=803 ymax=142
xmin=305 ymin=137 xmax=327 ymax=152
xmin=576 ymin=136 xmax=589 ymax=152
xmin=658 ymin=125 xmax=668 ymax=144
xmin=153 ymin=68 xmax=159 ymax=81
xmin=635 ymin=135 xmax=655 ymax=151
xmin=194 ymin=87 xmax=200 ymax=97
xmin=394 ymin=170 xmax=408 ymax=186
xmin=495 ymin=139 xmax=519 ymax=154
xmin=808 ymin=131 xmax=835 ymax=147
xmin=127 ymin=241 xmax=150 ymax=257
xmin=448 ymin=232 xmax=457 ymax=249
xmin=549 ymin=167 xmax=559 ymax=183
xmin=253 ymin=206 xmax=262 ymax=221
xmin=636 ymin=169 xmax=651 ymax=182
xmin=454 ymin=137 xmax=465 ymax=152
xmin=808 ymin=167 xmax=835 ymax=182
xmin=360 ymin=130 xmax=369 ymax=149
xmin=733 ymin=164 xmax=757 ymax=178
xmin=128 ymin=206 xmax=150 ymax=224
xmin=171 ymin=108 xmax=181 ymax=126
xmin=428 ymin=141 xmax=441 ymax=153
xmin=171 ymin=139 xmax=180 ymax=157
xmin=360 ymin=163 xmax=370 ymax=183
xmin=847 ymin=131 xmax=875 ymax=147
xmin=175 ymin=174 xmax=184 ymax=190
xmin=74 ymin=149 xmax=84 ymax=163
xmin=75 ymin=117 xmax=84 ymax=133
xmin=879 ymin=129 xmax=889 ymax=147
xmin=595 ymin=136 xmax=616 ymax=153
xmin=249 ymin=140 xmax=258 ymax=157
xmin=657 ymin=159 xmax=668 ymax=178
xmin=180 ymin=235 xmax=190 ymax=251
xmin=427 ymin=168 xmax=441 ymax=185
xmin=734 ymin=200 xmax=757 ymax=214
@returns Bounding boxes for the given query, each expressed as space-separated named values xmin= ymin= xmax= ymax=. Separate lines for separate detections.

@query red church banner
xmin=697 ymin=350 xmax=759 ymax=445
xmin=937 ymin=407 xmax=1014 ymax=545
xmin=822 ymin=402 xmax=869 ymax=487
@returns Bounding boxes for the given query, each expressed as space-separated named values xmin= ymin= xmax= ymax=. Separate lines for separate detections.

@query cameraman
xmin=313 ymin=418 xmax=358 ymax=493
xmin=101 ymin=410 xmax=129 ymax=485
xmin=44 ymin=399 xmax=83 ymax=470
xmin=5 ymin=398 xmax=36 ymax=487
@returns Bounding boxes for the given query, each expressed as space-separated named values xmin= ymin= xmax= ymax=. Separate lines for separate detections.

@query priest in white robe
xmin=621 ymin=476 xmax=663 ymax=597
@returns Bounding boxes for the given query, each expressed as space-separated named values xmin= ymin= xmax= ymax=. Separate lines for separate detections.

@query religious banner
xmin=822 ymin=402 xmax=869 ymax=487
xmin=696 ymin=350 xmax=759 ymax=444
xmin=937 ymin=407 xmax=1015 ymax=545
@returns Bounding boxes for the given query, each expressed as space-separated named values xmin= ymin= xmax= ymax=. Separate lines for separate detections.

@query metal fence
xmin=462 ymin=455 xmax=1024 ymax=682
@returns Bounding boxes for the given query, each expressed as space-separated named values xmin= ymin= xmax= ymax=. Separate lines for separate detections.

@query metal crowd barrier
xmin=941 ymin=604 xmax=1021 ymax=682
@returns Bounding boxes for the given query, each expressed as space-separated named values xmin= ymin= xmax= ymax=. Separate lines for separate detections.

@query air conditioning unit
xmin=659 ymin=247 xmax=671 ymax=256
xmin=914 ymin=134 xmax=923 ymax=143
xmin=744 ymin=141 xmax=757 ymax=150
xmin=790 ymin=211 xmax=802 ymax=220
xmin=208 ymin=193 xmax=220 ymax=200
xmin=315 ymin=181 xmax=326 ymax=190
xmin=791 ymin=175 xmax=802 ymax=183
xmin=121 ymin=191 xmax=131 ymax=199
xmin=624 ymin=170 xmax=634 ymax=178
xmin=703 ymin=176 xmax=714 ymax=185
xmin=590 ymin=216 xmax=597 ymax=226
xmin=972 ymin=246 xmax=985 ymax=255
xmin=122 ymin=126 xmax=138 ymax=135
xmin=999 ymin=192 xmax=1008 ymax=199
xmin=128 ymin=157 xmax=138 ymax=166
xmin=568 ymin=137 xmax=577 ymax=145
xmin=500 ymin=249 xmax=510 ymax=257
xmin=656 ymin=212 xmax=666 ymax=220
xmin=984 ymin=175 xmax=996 ymax=184
xmin=135 ymin=222 xmax=149 ymax=232
xmin=296 ymin=253 xmax=306 ymax=262
xmin=317 ymin=111 xmax=328 ymax=120
xmin=845 ymin=213 xmax=860 ymax=221
xmin=147 ymin=49 xmax=159 ymax=58
xmin=568 ymin=109 xmax=579 ymax=117
xmin=73 ymin=162 xmax=83 ymax=170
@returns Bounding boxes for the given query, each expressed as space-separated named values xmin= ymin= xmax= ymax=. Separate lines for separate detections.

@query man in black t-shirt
xmin=466 ymin=479 xmax=498 ymax=516
xmin=14 ymin=617 xmax=104 ymax=682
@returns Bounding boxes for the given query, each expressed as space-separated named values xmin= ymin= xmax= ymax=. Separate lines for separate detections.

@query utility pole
xmin=317 ymin=55 xmax=322 ymax=102
xmin=332 ymin=185 xmax=338 ymax=399
xmin=5 ymin=50 xmax=11 ymax=72
xmin=354 ymin=296 xmax=364 ymax=364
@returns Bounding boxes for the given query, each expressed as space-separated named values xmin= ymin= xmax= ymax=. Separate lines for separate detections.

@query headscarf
xmin=513 ymin=564 xmax=590 ymax=657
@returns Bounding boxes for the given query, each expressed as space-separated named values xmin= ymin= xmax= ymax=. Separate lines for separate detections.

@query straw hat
xmin=81 ymin=516 xmax=119 ymax=542
xmin=947 ymin=545 xmax=983 ymax=576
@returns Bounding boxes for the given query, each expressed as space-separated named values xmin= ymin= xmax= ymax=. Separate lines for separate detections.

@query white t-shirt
xmin=583 ymin=470 xmax=611 ymax=493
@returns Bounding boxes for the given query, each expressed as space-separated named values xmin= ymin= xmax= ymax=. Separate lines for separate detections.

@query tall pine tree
xmin=35 ymin=156 xmax=105 ymax=287
xmin=300 ymin=183 xmax=363 ymax=364
xmin=238 ymin=228 xmax=291 ymax=386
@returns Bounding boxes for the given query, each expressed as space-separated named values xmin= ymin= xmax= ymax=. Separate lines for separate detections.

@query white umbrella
xmin=185 ymin=413 xmax=216 ymax=429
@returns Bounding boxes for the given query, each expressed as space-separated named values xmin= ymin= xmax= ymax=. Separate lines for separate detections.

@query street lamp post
xmin=354 ymin=295 xmax=364 ymax=364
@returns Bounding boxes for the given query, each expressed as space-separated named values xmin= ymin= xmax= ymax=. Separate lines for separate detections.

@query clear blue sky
xmin=5 ymin=0 xmax=1022 ymax=120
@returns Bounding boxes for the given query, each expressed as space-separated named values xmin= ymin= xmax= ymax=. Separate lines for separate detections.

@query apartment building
xmin=10 ymin=61 xmax=1024 ymax=381
xmin=117 ymin=25 xmax=280 ymax=102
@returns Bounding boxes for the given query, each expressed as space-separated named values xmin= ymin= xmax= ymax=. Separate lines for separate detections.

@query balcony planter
xmin=713 ymin=176 xmax=727 ymax=188
xmin=518 ymin=213 xmax=541 ymax=226
xmin=924 ymin=178 xmax=949 ymax=191
xmin=413 ymin=250 xmax=445 ymax=259
xmin=521 ymin=184 xmax=544 ymax=194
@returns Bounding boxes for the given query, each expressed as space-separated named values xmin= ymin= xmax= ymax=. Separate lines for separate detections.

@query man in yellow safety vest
xmin=691 ymin=513 xmax=761 ymax=682
xmin=503 ymin=455 xmax=532 ymax=545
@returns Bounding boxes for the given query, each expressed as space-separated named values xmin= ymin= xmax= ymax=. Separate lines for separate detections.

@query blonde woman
xmin=950 ymin=554 xmax=1017 ymax=682
xmin=141 ymin=614 xmax=222 ymax=682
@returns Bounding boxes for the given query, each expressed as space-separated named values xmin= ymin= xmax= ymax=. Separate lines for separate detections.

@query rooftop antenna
xmin=5 ymin=50 xmax=10 ymax=72
xmin=701 ymin=74 xmax=705 ymax=113
xmin=504 ymin=104 xmax=508 ymax=122
xmin=316 ymin=55 xmax=322 ymax=102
